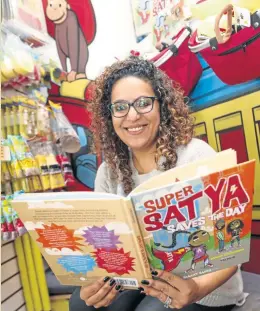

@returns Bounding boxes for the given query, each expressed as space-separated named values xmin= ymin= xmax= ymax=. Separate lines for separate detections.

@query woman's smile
xmin=123 ymin=124 xmax=148 ymax=135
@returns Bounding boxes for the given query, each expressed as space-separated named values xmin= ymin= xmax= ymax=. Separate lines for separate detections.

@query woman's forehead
xmin=111 ymin=76 xmax=154 ymax=102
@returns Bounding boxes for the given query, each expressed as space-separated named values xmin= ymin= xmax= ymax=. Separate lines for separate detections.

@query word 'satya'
xmin=143 ymin=174 xmax=249 ymax=232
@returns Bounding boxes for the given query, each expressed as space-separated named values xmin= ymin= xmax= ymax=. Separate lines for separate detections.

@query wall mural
xmin=39 ymin=1 xmax=260 ymax=223
xmin=41 ymin=0 xmax=99 ymax=191
xmin=42 ymin=0 xmax=96 ymax=80
xmin=190 ymin=56 xmax=260 ymax=219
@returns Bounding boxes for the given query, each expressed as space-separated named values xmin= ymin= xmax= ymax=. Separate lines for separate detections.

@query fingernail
xmin=115 ymin=285 xmax=121 ymax=291
xmin=151 ymin=270 xmax=158 ymax=276
xmin=109 ymin=279 xmax=116 ymax=286
xmin=141 ymin=280 xmax=149 ymax=285
xmin=138 ymin=287 xmax=144 ymax=291
xmin=103 ymin=276 xmax=110 ymax=282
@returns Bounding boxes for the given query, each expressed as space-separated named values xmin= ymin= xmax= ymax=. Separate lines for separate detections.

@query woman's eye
xmin=137 ymin=99 xmax=150 ymax=107
xmin=115 ymin=104 xmax=127 ymax=112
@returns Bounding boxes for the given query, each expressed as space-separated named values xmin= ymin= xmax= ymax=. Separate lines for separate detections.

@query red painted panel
xmin=218 ymin=127 xmax=248 ymax=163
xmin=242 ymin=236 xmax=260 ymax=274
xmin=200 ymin=134 xmax=208 ymax=144
xmin=252 ymin=221 xmax=260 ymax=235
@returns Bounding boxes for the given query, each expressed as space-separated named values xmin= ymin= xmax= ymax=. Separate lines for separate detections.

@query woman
xmin=69 ymin=56 xmax=246 ymax=311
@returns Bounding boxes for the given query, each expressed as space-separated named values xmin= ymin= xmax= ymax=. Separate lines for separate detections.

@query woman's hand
xmin=140 ymin=266 xmax=238 ymax=309
xmin=80 ymin=276 xmax=123 ymax=308
xmin=139 ymin=270 xmax=200 ymax=309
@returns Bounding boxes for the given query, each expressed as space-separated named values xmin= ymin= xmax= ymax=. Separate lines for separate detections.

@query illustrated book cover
xmin=11 ymin=149 xmax=256 ymax=289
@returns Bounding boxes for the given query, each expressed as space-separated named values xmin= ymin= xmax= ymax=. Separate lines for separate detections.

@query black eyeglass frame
xmin=109 ymin=96 xmax=158 ymax=118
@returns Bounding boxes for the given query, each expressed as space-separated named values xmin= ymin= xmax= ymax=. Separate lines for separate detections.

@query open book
xmin=11 ymin=149 xmax=256 ymax=289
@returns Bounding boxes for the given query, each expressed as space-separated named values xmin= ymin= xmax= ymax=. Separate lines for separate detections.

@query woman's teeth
xmin=127 ymin=126 xmax=144 ymax=132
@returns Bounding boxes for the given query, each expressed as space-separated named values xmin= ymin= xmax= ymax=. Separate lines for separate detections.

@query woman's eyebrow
xmin=112 ymin=99 xmax=129 ymax=103
xmin=112 ymin=95 xmax=154 ymax=103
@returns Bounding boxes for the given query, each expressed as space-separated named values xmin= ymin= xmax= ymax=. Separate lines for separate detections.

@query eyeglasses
xmin=109 ymin=96 xmax=157 ymax=118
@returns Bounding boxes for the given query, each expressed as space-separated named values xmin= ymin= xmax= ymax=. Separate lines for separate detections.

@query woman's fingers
xmin=141 ymin=270 xmax=201 ymax=309
xmin=84 ymin=278 xmax=117 ymax=306
xmin=93 ymin=284 xmax=123 ymax=308
xmin=140 ymin=278 xmax=179 ymax=299
xmin=141 ymin=283 xmax=168 ymax=303
xmin=80 ymin=276 xmax=109 ymax=301
xmin=140 ymin=279 xmax=180 ymax=308
xmin=154 ymin=270 xmax=187 ymax=292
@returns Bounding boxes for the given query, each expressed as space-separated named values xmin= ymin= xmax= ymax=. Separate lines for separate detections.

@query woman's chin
xmin=126 ymin=140 xmax=152 ymax=152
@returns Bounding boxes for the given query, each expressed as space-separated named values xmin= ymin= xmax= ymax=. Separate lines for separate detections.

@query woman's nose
xmin=126 ymin=106 xmax=140 ymax=121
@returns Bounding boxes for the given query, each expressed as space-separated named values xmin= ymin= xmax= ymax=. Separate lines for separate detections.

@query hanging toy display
xmin=49 ymin=101 xmax=81 ymax=154
xmin=0 ymin=31 xmax=79 ymax=241
xmin=1 ymin=195 xmax=27 ymax=241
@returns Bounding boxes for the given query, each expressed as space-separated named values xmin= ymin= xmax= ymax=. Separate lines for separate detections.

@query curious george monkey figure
xmin=46 ymin=0 xmax=88 ymax=81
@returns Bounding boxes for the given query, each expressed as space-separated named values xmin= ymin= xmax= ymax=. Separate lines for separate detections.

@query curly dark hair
xmin=91 ymin=56 xmax=194 ymax=194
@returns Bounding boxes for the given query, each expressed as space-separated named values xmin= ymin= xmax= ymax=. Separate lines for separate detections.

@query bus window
xmin=194 ymin=122 xmax=208 ymax=143
xmin=214 ymin=112 xmax=248 ymax=164
xmin=253 ymin=106 xmax=260 ymax=159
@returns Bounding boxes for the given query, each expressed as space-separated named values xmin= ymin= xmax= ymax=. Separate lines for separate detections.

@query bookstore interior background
xmin=1 ymin=0 xmax=260 ymax=311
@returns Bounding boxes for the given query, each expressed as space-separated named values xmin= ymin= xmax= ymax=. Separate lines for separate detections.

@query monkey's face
xmin=46 ymin=0 xmax=68 ymax=23
xmin=189 ymin=230 xmax=210 ymax=247
xmin=230 ymin=220 xmax=241 ymax=230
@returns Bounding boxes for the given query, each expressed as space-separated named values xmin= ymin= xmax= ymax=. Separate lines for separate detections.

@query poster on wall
xmin=152 ymin=0 xmax=183 ymax=45
xmin=130 ymin=0 xmax=153 ymax=41
xmin=131 ymin=0 xmax=186 ymax=46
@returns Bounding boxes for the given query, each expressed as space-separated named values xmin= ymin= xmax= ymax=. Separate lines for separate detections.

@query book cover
xmin=130 ymin=160 xmax=255 ymax=279
xmin=11 ymin=152 xmax=256 ymax=287
xmin=11 ymin=192 xmax=150 ymax=289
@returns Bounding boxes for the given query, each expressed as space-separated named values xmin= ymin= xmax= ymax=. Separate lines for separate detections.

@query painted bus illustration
xmin=190 ymin=56 xmax=260 ymax=220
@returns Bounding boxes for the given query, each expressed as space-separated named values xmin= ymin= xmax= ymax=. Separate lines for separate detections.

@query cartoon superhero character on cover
xmin=45 ymin=0 xmax=89 ymax=82
xmin=152 ymin=230 xmax=191 ymax=271
xmin=227 ymin=219 xmax=244 ymax=248
xmin=152 ymin=246 xmax=190 ymax=271
xmin=215 ymin=219 xmax=226 ymax=253
xmin=185 ymin=230 xmax=213 ymax=273
xmin=152 ymin=229 xmax=213 ymax=273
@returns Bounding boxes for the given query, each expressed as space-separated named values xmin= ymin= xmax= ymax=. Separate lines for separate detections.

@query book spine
xmin=123 ymin=199 xmax=151 ymax=280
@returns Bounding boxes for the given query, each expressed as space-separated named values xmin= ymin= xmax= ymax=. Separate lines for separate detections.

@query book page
xmin=130 ymin=160 xmax=255 ymax=279
xmin=131 ymin=149 xmax=237 ymax=194
xmin=11 ymin=194 xmax=150 ymax=288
